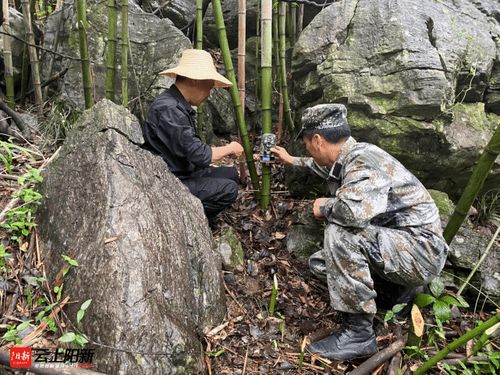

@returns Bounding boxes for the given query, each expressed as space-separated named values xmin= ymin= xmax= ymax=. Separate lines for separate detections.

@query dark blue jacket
xmin=142 ymin=85 xmax=212 ymax=177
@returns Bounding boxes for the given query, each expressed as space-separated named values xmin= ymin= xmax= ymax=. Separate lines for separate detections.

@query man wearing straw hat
xmin=142 ymin=49 xmax=244 ymax=228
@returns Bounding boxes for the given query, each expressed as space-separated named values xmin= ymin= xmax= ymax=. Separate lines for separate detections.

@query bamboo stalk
xmin=196 ymin=0 xmax=205 ymax=142
xmin=237 ymin=0 xmax=248 ymax=181
xmin=211 ymin=0 xmax=260 ymax=192
xmin=21 ymin=0 xmax=43 ymax=112
xmin=44 ymin=1 xmax=66 ymax=101
xmin=20 ymin=42 xmax=29 ymax=101
xmin=105 ymin=0 xmax=118 ymax=101
xmin=414 ymin=312 xmax=500 ymax=375
xmin=260 ymin=0 xmax=273 ymax=209
xmin=278 ymin=1 xmax=295 ymax=133
xmin=443 ymin=123 xmax=500 ymax=243
xmin=290 ymin=1 xmax=297 ymax=47
xmin=273 ymin=0 xmax=283 ymax=141
xmin=255 ymin=0 xmax=260 ymax=109
xmin=75 ymin=0 xmax=94 ymax=108
xmin=297 ymin=3 xmax=304 ymax=37
xmin=2 ymin=0 xmax=15 ymax=109
xmin=407 ymin=304 xmax=425 ymax=347
xmin=121 ymin=0 xmax=129 ymax=107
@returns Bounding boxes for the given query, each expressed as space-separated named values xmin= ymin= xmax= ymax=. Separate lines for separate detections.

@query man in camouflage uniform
xmin=272 ymin=104 xmax=448 ymax=360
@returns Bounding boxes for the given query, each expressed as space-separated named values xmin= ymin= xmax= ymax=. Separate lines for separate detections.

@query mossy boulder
xmin=215 ymin=227 xmax=245 ymax=272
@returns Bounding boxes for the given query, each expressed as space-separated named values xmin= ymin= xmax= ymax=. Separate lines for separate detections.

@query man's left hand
xmin=313 ymin=198 xmax=329 ymax=220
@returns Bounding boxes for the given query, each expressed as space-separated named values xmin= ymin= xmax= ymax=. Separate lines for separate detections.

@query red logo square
xmin=10 ymin=347 xmax=32 ymax=368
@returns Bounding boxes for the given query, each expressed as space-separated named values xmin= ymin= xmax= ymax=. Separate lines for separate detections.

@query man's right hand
xmin=229 ymin=141 xmax=244 ymax=157
xmin=271 ymin=146 xmax=295 ymax=166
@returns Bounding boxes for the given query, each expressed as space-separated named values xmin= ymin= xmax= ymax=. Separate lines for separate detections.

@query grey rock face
xmin=0 ymin=8 xmax=28 ymax=81
xmin=137 ymin=0 xmax=197 ymax=30
xmin=294 ymin=0 xmax=496 ymax=118
xmin=42 ymin=1 xmax=191 ymax=113
xmin=204 ymin=0 xmax=260 ymax=49
xmin=37 ymin=100 xmax=225 ymax=374
xmin=289 ymin=0 xmax=500 ymax=196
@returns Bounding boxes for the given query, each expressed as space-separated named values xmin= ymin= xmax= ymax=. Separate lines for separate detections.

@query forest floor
xmin=0 ymin=137 xmax=498 ymax=374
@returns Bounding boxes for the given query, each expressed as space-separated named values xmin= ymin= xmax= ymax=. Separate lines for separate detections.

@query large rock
xmin=37 ymin=100 xmax=225 ymax=374
xmin=136 ymin=0 xmax=197 ymax=30
xmin=293 ymin=0 xmax=496 ymax=117
xmin=0 ymin=8 xmax=29 ymax=82
xmin=42 ymin=0 xmax=191 ymax=113
xmin=428 ymin=190 xmax=499 ymax=303
xmin=289 ymin=0 xmax=500 ymax=197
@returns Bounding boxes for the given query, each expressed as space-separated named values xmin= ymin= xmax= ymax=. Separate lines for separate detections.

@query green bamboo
xmin=211 ymin=0 xmax=260 ymax=192
xmin=443 ymin=124 xmax=500 ymax=243
xmin=75 ymin=0 xmax=94 ymax=108
xmin=272 ymin=0 xmax=280 ymax=84
xmin=195 ymin=0 xmax=205 ymax=142
xmin=105 ymin=0 xmax=118 ymax=101
xmin=472 ymin=321 xmax=499 ymax=355
xmin=414 ymin=312 xmax=500 ymax=375
xmin=279 ymin=2 xmax=295 ymax=133
xmin=121 ymin=0 xmax=129 ymax=107
xmin=255 ymin=0 xmax=260 ymax=108
xmin=2 ymin=1 xmax=15 ymax=109
xmin=21 ymin=0 xmax=43 ymax=111
xmin=260 ymin=0 xmax=273 ymax=209
xmin=290 ymin=1 xmax=297 ymax=47
xmin=20 ymin=43 xmax=29 ymax=102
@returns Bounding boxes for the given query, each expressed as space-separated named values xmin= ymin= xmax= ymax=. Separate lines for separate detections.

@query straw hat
xmin=159 ymin=49 xmax=232 ymax=88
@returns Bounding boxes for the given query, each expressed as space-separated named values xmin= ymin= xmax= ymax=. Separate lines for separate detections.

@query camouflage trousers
xmin=309 ymin=223 xmax=448 ymax=314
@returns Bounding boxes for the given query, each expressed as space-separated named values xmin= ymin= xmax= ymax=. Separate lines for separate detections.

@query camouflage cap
xmin=295 ymin=103 xmax=349 ymax=140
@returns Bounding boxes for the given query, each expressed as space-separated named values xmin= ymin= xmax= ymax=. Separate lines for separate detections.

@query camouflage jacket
xmin=294 ymin=137 xmax=443 ymax=231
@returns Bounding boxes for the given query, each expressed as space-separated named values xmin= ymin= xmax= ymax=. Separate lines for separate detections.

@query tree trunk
xmin=21 ymin=0 xmax=43 ymax=111
xmin=260 ymin=0 xmax=272 ymax=209
xmin=443 ymin=123 xmax=500 ymax=243
xmin=211 ymin=0 xmax=260 ymax=193
xmin=105 ymin=0 xmax=118 ymax=101
xmin=75 ymin=0 xmax=94 ymax=108
xmin=279 ymin=2 xmax=294 ymax=133
xmin=3 ymin=0 xmax=15 ymax=109
xmin=121 ymin=0 xmax=129 ymax=107
xmin=297 ymin=3 xmax=304 ymax=36
xmin=196 ymin=0 xmax=205 ymax=142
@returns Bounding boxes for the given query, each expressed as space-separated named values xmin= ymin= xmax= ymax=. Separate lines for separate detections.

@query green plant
xmin=414 ymin=278 xmax=469 ymax=340
xmin=2 ymin=320 xmax=32 ymax=344
xmin=384 ymin=303 xmax=408 ymax=322
xmin=0 ymin=244 xmax=12 ymax=272
xmin=1 ymin=167 xmax=44 ymax=242
xmin=0 ymin=141 xmax=40 ymax=174
xmin=62 ymin=254 xmax=78 ymax=277
xmin=58 ymin=299 xmax=93 ymax=347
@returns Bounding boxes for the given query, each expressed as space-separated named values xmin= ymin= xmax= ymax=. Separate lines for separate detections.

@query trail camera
xmin=261 ymin=133 xmax=276 ymax=164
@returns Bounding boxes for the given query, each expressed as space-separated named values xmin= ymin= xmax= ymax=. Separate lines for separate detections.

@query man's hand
xmin=313 ymin=198 xmax=329 ymax=220
xmin=271 ymin=146 xmax=295 ymax=166
xmin=228 ymin=141 xmax=244 ymax=157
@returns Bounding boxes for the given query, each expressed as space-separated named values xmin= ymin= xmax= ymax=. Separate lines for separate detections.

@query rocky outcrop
xmin=37 ymin=100 xmax=225 ymax=374
xmin=290 ymin=0 xmax=500 ymax=197
xmin=137 ymin=0 xmax=196 ymax=30
xmin=42 ymin=0 xmax=191 ymax=112
xmin=0 ymin=8 xmax=29 ymax=82
xmin=293 ymin=0 xmax=496 ymax=117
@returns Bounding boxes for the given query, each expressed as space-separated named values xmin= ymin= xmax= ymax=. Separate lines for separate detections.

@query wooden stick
xmin=387 ymin=352 xmax=402 ymax=375
xmin=349 ymin=336 xmax=407 ymax=375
